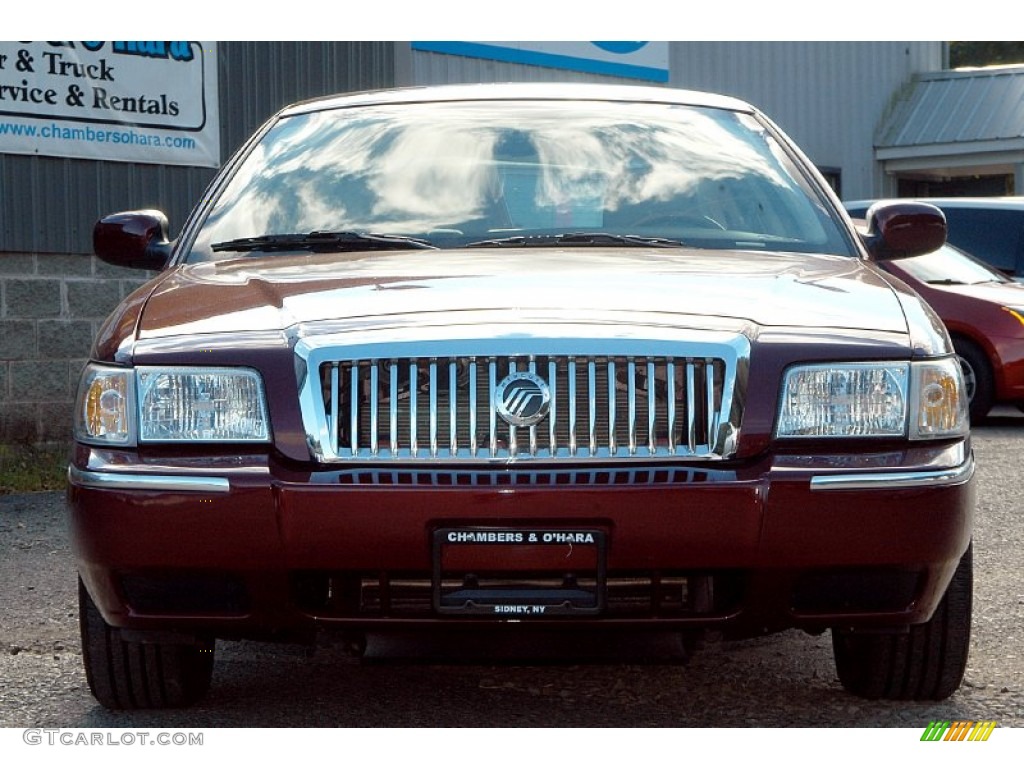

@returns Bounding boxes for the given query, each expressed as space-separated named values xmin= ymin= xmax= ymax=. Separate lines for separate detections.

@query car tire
xmin=953 ymin=338 xmax=994 ymax=422
xmin=831 ymin=543 xmax=972 ymax=701
xmin=79 ymin=578 xmax=215 ymax=709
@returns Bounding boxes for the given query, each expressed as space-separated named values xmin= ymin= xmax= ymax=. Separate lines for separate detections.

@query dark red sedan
xmin=69 ymin=84 xmax=974 ymax=709
xmin=875 ymin=242 xmax=1024 ymax=422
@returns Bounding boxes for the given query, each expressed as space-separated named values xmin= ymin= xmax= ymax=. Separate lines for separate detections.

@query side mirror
xmin=860 ymin=201 xmax=946 ymax=261
xmin=93 ymin=210 xmax=173 ymax=271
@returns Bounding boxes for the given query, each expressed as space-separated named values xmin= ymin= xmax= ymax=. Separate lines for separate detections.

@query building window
xmin=818 ymin=167 xmax=841 ymax=198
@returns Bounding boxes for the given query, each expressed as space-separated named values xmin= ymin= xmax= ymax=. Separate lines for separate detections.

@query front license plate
xmin=433 ymin=528 xmax=606 ymax=616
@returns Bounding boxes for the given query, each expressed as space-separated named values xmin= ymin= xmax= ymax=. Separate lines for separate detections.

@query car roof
xmin=280 ymin=82 xmax=756 ymax=118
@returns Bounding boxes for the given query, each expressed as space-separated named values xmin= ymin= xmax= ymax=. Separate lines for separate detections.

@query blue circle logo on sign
xmin=591 ymin=42 xmax=649 ymax=55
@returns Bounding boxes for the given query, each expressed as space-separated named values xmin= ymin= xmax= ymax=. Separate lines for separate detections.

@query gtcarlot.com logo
xmin=22 ymin=729 xmax=203 ymax=747
xmin=921 ymin=721 xmax=997 ymax=742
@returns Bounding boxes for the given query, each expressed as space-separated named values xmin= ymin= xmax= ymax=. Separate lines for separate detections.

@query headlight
xmin=776 ymin=359 xmax=967 ymax=440
xmin=75 ymin=365 xmax=135 ymax=446
xmin=74 ymin=365 xmax=271 ymax=445
xmin=909 ymin=358 xmax=970 ymax=439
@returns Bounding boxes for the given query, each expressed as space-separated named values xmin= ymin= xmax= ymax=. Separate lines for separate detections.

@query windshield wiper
xmin=925 ymin=279 xmax=967 ymax=286
xmin=211 ymin=231 xmax=437 ymax=253
xmin=464 ymin=232 xmax=688 ymax=248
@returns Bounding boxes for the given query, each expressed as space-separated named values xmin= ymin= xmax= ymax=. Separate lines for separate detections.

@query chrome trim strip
xmin=810 ymin=457 xmax=975 ymax=491
xmin=68 ymin=466 xmax=230 ymax=493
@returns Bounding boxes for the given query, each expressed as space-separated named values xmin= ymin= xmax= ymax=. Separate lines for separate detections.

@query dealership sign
xmin=0 ymin=41 xmax=220 ymax=167
xmin=412 ymin=42 xmax=669 ymax=82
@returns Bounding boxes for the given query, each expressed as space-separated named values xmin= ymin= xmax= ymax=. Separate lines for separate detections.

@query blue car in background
xmin=845 ymin=198 xmax=1024 ymax=280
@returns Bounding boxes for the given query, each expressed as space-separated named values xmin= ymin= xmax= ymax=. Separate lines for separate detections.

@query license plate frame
xmin=432 ymin=527 xmax=606 ymax=617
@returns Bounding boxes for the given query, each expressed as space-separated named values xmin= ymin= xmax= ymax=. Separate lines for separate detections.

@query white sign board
xmin=0 ymin=41 xmax=220 ymax=167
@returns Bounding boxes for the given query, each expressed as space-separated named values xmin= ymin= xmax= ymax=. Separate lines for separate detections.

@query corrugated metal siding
xmin=878 ymin=66 xmax=1024 ymax=149
xmin=411 ymin=50 xmax=633 ymax=86
xmin=665 ymin=42 xmax=943 ymax=198
xmin=219 ymin=41 xmax=397 ymax=158
xmin=0 ymin=41 xmax=397 ymax=255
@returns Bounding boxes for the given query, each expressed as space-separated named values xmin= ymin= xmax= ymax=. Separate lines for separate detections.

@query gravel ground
xmin=1 ymin=415 xmax=1022 ymax=728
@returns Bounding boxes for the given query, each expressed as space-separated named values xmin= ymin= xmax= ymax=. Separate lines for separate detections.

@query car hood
xmin=921 ymin=278 xmax=1024 ymax=305
xmin=135 ymin=247 xmax=909 ymax=339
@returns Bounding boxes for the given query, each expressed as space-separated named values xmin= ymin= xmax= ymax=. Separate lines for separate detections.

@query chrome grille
xmin=296 ymin=334 xmax=746 ymax=463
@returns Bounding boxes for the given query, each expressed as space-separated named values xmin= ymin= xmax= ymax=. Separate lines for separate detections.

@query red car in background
xmin=877 ymin=242 xmax=1024 ymax=421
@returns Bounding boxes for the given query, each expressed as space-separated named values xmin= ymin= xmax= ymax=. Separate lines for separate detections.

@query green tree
xmin=950 ymin=42 xmax=1024 ymax=68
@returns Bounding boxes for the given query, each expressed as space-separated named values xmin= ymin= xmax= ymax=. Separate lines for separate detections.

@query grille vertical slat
xmin=350 ymin=364 xmax=359 ymax=454
xmin=666 ymin=360 xmax=677 ymax=453
xmin=329 ymin=362 xmax=339 ymax=453
xmin=607 ymin=360 xmax=617 ymax=456
xmin=409 ymin=362 xmax=418 ymax=457
xmin=627 ymin=359 xmax=637 ymax=455
xmin=469 ymin=360 xmax=478 ymax=456
xmin=588 ymin=360 xmax=597 ymax=455
xmin=508 ymin=359 xmax=518 ymax=458
xmin=686 ymin=361 xmax=697 ymax=453
xmin=429 ymin=361 xmax=438 ymax=458
xmin=389 ymin=364 xmax=398 ymax=455
xmin=488 ymin=359 xmax=497 ymax=458
xmin=370 ymin=363 xmax=379 ymax=455
xmin=706 ymin=358 xmax=717 ymax=449
xmin=317 ymin=353 xmax=735 ymax=462
xmin=548 ymin=359 xmax=558 ymax=455
xmin=646 ymin=360 xmax=656 ymax=456
xmin=449 ymin=361 xmax=458 ymax=455
xmin=568 ymin=359 xmax=578 ymax=456
xmin=528 ymin=359 xmax=539 ymax=456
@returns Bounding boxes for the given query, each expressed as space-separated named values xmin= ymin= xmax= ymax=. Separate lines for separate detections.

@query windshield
xmin=894 ymin=243 xmax=1009 ymax=285
xmin=187 ymin=100 xmax=853 ymax=262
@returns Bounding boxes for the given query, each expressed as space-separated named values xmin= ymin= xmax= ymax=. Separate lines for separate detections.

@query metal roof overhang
xmin=876 ymin=67 xmax=1024 ymax=177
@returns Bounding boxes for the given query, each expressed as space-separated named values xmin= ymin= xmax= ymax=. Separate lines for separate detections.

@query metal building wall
xmin=664 ymin=42 xmax=944 ymax=199
xmin=0 ymin=41 xmax=397 ymax=256
xmin=407 ymin=42 xmax=946 ymax=200
xmin=408 ymin=49 xmax=631 ymax=86
xmin=0 ymin=42 xmax=399 ymax=443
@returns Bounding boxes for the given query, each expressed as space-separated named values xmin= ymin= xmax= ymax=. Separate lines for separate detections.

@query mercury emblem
xmin=495 ymin=371 xmax=551 ymax=427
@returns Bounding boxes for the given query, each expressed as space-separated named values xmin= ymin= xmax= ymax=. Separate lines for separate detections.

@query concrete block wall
xmin=0 ymin=252 xmax=150 ymax=444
